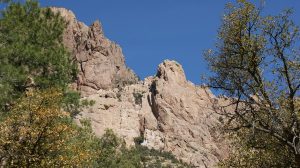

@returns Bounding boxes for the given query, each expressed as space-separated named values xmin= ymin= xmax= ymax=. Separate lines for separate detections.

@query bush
xmin=95 ymin=130 xmax=191 ymax=168
xmin=134 ymin=136 xmax=144 ymax=145
xmin=133 ymin=92 xmax=143 ymax=105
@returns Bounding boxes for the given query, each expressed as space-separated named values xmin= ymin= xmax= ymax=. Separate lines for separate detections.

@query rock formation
xmin=74 ymin=60 xmax=228 ymax=167
xmin=51 ymin=8 xmax=138 ymax=96
xmin=52 ymin=7 xmax=229 ymax=167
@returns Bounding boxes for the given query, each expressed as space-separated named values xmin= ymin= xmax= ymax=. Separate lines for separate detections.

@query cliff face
xmin=52 ymin=8 xmax=229 ymax=167
xmin=74 ymin=60 xmax=228 ymax=167
xmin=51 ymin=8 xmax=138 ymax=96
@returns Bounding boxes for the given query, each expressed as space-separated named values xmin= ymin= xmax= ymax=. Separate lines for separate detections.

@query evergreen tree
xmin=0 ymin=0 xmax=77 ymax=112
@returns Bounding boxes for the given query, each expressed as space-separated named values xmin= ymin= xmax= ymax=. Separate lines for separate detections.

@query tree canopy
xmin=0 ymin=0 xmax=77 ymax=112
xmin=0 ymin=89 xmax=101 ymax=167
xmin=205 ymin=0 xmax=300 ymax=167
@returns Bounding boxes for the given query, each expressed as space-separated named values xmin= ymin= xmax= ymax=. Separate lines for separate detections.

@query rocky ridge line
xmin=51 ymin=7 xmax=138 ymax=96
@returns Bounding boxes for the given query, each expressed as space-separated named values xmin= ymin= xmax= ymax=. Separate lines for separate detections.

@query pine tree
xmin=0 ymin=0 xmax=77 ymax=112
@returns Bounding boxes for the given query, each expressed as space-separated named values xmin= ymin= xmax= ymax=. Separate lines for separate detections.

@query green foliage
xmin=205 ymin=0 xmax=300 ymax=167
xmin=133 ymin=91 xmax=143 ymax=105
xmin=61 ymin=90 xmax=81 ymax=117
xmin=95 ymin=129 xmax=142 ymax=168
xmin=135 ymin=145 xmax=189 ymax=168
xmin=81 ymin=99 xmax=96 ymax=107
xmin=0 ymin=0 xmax=77 ymax=112
xmin=96 ymin=130 xmax=191 ymax=168
xmin=134 ymin=135 xmax=144 ymax=145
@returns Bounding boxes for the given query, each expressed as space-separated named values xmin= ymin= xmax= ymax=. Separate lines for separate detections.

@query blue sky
xmin=38 ymin=0 xmax=300 ymax=84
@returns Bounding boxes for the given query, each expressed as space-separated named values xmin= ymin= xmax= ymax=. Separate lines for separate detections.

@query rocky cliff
xmin=52 ymin=8 xmax=228 ymax=167
xmin=51 ymin=8 xmax=138 ymax=96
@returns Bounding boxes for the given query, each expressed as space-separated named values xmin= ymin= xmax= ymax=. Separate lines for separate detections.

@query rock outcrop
xmin=75 ymin=60 xmax=228 ymax=167
xmin=52 ymin=8 xmax=229 ymax=167
xmin=144 ymin=61 xmax=228 ymax=167
xmin=51 ymin=8 xmax=138 ymax=96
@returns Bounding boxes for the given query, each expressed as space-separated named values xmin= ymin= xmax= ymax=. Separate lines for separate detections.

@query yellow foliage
xmin=0 ymin=89 xmax=99 ymax=167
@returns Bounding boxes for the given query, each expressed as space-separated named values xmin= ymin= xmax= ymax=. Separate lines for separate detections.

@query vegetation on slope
xmin=0 ymin=89 xmax=100 ymax=167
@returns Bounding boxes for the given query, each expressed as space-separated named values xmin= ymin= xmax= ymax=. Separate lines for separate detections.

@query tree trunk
xmin=296 ymin=154 xmax=300 ymax=168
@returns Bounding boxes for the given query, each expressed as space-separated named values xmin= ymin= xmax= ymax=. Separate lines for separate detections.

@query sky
xmin=37 ymin=0 xmax=300 ymax=84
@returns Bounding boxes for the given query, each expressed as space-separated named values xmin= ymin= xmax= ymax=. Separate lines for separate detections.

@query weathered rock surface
xmin=144 ymin=60 xmax=228 ymax=167
xmin=52 ymin=7 xmax=229 ymax=167
xmin=76 ymin=60 xmax=228 ymax=167
xmin=51 ymin=8 xmax=138 ymax=96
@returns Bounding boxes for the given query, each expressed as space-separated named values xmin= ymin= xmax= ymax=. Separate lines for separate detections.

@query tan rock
xmin=143 ymin=60 xmax=227 ymax=167
xmin=51 ymin=7 xmax=138 ymax=96
xmin=52 ymin=7 xmax=229 ymax=167
xmin=76 ymin=84 xmax=147 ymax=146
xmin=76 ymin=60 xmax=228 ymax=167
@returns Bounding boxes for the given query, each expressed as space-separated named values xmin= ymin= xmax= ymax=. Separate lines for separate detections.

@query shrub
xmin=133 ymin=92 xmax=143 ymax=105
